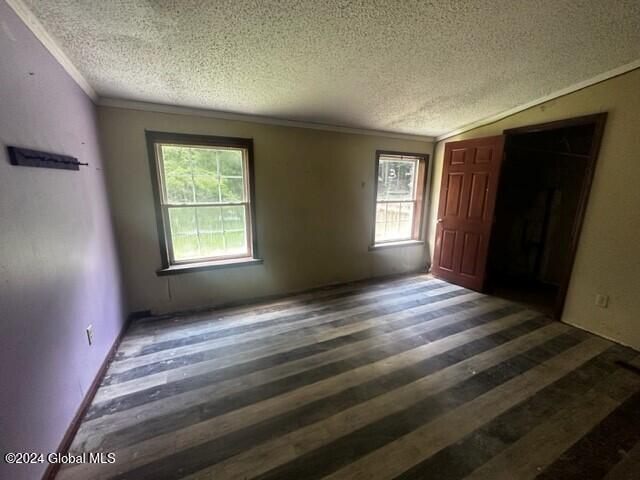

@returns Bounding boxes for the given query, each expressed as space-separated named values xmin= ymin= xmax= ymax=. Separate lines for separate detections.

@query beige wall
xmin=98 ymin=106 xmax=433 ymax=313
xmin=427 ymin=68 xmax=640 ymax=350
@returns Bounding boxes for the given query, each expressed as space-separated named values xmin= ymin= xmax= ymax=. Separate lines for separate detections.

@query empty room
xmin=2 ymin=1 xmax=640 ymax=479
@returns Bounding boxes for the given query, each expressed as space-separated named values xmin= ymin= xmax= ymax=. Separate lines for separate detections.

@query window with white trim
xmin=147 ymin=132 xmax=257 ymax=269
xmin=373 ymin=151 xmax=428 ymax=245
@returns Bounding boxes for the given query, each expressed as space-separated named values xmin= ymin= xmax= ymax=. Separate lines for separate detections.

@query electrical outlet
xmin=595 ymin=294 xmax=609 ymax=308
xmin=86 ymin=325 xmax=94 ymax=345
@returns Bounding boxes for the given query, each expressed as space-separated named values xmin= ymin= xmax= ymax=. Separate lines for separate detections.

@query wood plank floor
xmin=57 ymin=274 xmax=640 ymax=480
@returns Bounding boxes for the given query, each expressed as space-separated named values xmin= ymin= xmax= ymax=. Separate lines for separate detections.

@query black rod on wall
xmin=7 ymin=146 xmax=88 ymax=170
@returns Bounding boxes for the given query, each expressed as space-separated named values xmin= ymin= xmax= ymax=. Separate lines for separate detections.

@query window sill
xmin=369 ymin=240 xmax=424 ymax=251
xmin=157 ymin=257 xmax=263 ymax=276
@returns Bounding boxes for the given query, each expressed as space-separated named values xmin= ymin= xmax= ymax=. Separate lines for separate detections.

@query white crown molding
xmin=436 ymin=60 xmax=640 ymax=142
xmin=98 ymin=97 xmax=436 ymax=142
xmin=6 ymin=0 xmax=97 ymax=101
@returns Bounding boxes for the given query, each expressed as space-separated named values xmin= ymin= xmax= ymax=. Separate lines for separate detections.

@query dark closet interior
xmin=487 ymin=122 xmax=597 ymax=316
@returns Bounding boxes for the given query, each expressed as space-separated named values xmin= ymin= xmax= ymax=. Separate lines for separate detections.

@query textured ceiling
xmin=22 ymin=0 xmax=640 ymax=136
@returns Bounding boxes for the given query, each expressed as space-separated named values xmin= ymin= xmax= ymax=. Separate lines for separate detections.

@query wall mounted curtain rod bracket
xmin=7 ymin=146 xmax=87 ymax=170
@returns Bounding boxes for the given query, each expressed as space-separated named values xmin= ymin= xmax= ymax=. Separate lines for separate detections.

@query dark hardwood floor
xmin=56 ymin=274 xmax=640 ymax=480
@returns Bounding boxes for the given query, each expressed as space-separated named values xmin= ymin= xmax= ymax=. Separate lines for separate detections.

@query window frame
xmin=146 ymin=131 xmax=259 ymax=274
xmin=371 ymin=150 xmax=429 ymax=249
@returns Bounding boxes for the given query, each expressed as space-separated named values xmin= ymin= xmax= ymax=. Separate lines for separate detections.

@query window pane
xmin=377 ymin=158 xmax=417 ymax=201
xmin=220 ymin=176 xmax=244 ymax=202
xmin=197 ymin=206 xmax=223 ymax=233
xmin=161 ymin=145 xmax=245 ymax=204
xmin=375 ymin=202 xmax=387 ymax=225
xmin=192 ymin=148 xmax=220 ymax=203
xmin=172 ymin=234 xmax=200 ymax=260
xmin=161 ymin=143 xmax=190 ymax=202
xmin=397 ymin=221 xmax=412 ymax=238
xmin=192 ymin=147 xmax=218 ymax=174
xmin=218 ymin=150 xmax=243 ymax=176
xmin=374 ymin=201 xmax=415 ymax=242
xmin=386 ymin=203 xmax=402 ymax=238
xmin=225 ymin=231 xmax=246 ymax=250
xmin=401 ymin=202 xmax=414 ymax=222
xmin=168 ymin=207 xmax=200 ymax=260
xmin=169 ymin=206 xmax=197 ymax=234
xmin=169 ymin=206 xmax=248 ymax=261
xmin=199 ymin=232 xmax=225 ymax=255
xmin=222 ymin=206 xmax=247 ymax=254
xmin=164 ymin=174 xmax=194 ymax=203
xmin=197 ymin=206 xmax=224 ymax=257
xmin=162 ymin=145 xmax=195 ymax=203
xmin=222 ymin=205 xmax=246 ymax=231
xmin=374 ymin=203 xmax=386 ymax=242
xmin=193 ymin=174 xmax=221 ymax=203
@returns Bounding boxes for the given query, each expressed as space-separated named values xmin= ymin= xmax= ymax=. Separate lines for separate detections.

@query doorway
xmin=486 ymin=114 xmax=607 ymax=318
xmin=431 ymin=113 xmax=606 ymax=319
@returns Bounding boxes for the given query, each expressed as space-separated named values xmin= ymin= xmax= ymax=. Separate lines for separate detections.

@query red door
xmin=431 ymin=135 xmax=505 ymax=291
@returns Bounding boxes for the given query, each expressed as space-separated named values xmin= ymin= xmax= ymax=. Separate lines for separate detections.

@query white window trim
xmin=155 ymin=143 xmax=253 ymax=265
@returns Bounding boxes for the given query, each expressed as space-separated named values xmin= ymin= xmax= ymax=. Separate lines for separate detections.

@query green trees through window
xmin=158 ymin=144 xmax=250 ymax=262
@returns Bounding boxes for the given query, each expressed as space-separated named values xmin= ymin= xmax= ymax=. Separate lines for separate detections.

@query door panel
xmin=451 ymin=148 xmax=467 ymax=165
xmin=432 ymin=135 xmax=505 ymax=290
xmin=460 ymin=232 xmax=481 ymax=276
xmin=474 ymin=145 xmax=494 ymax=164
xmin=439 ymin=229 xmax=457 ymax=271
xmin=467 ymin=173 xmax=489 ymax=220
xmin=444 ymin=173 xmax=464 ymax=216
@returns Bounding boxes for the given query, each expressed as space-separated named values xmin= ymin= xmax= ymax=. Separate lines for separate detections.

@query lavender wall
xmin=0 ymin=2 xmax=124 ymax=479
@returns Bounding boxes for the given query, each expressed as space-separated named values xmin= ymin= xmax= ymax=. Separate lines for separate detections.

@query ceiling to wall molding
xmin=18 ymin=0 xmax=640 ymax=137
